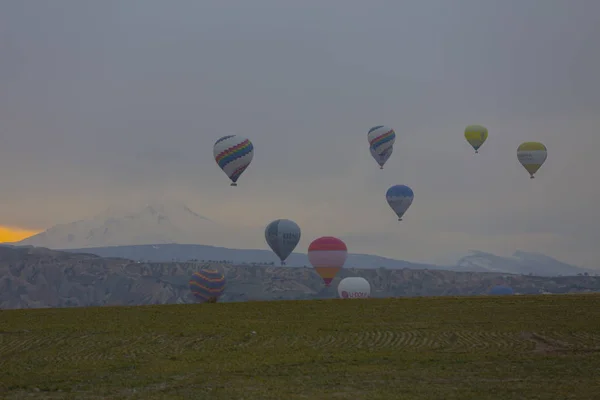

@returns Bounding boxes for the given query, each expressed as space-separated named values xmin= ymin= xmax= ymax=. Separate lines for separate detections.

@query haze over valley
xmin=3 ymin=201 xmax=596 ymax=277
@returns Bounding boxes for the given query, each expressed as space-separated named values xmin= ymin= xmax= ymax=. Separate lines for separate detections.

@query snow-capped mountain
xmin=456 ymin=250 xmax=595 ymax=276
xmin=6 ymin=203 xmax=595 ymax=276
xmin=12 ymin=202 xmax=229 ymax=249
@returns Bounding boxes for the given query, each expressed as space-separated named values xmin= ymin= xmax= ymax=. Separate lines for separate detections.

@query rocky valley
xmin=1 ymin=245 xmax=599 ymax=310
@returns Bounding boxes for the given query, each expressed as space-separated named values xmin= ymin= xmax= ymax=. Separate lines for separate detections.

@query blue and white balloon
xmin=386 ymin=185 xmax=414 ymax=221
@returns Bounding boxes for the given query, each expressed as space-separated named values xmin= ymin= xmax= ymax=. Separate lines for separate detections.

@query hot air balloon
xmin=464 ymin=124 xmax=488 ymax=153
xmin=517 ymin=142 xmax=547 ymax=179
xmin=265 ymin=219 xmax=301 ymax=265
xmin=338 ymin=277 xmax=371 ymax=299
xmin=488 ymin=285 xmax=514 ymax=296
xmin=370 ymin=145 xmax=393 ymax=169
xmin=386 ymin=185 xmax=414 ymax=221
xmin=213 ymin=135 xmax=254 ymax=186
xmin=367 ymin=125 xmax=396 ymax=156
xmin=308 ymin=236 xmax=347 ymax=286
xmin=189 ymin=269 xmax=226 ymax=303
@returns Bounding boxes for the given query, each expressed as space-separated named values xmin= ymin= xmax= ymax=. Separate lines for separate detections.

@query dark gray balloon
xmin=264 ymin=219 xmax=301 ymax=265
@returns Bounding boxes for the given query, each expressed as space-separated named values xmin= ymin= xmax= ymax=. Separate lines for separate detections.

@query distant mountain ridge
xmin=59 ymin=243 xmax=440 ymax=270
xmin=4 ymin=201 xmax=595 ymax=277
xmin=59 ymin=244 xmax=597 ymax=277
xmin=456 ymin=250 xmax=595 ymax=276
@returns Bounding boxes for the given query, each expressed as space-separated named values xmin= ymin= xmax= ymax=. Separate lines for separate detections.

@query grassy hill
xmin=2 ymin=295 xmax=600 ymax=399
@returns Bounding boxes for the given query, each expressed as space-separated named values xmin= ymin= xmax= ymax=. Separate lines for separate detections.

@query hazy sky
xmin=1 ymin=0 xmax=599 ymax=267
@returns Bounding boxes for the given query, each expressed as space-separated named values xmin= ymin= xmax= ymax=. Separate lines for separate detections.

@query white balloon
xmin=337 ymin=277 xmax=371 ymax=299
xmin=370 ymin=145 xmax=393 ymax=169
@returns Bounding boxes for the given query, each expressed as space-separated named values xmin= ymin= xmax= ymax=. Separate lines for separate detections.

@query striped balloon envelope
xmin=308 ymin=236 xmax=348 ymax=286
xmin=188 ymin=269 xmax=226 ymax=303
xmin=367 ymin=125 xmax=396 ymax=155
xmin=213 ymin=135 xmax=254 ymax=186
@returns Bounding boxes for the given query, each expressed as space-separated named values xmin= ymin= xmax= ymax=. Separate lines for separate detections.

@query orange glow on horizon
xmin=0 ymin=226 xmax=41 ymax=243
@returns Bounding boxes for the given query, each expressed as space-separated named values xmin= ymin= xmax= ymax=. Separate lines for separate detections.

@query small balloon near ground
xmin=189 ymin=269 xmax=226 ymax=303
xmin=338 ymin=277 xmax=371 ymax=299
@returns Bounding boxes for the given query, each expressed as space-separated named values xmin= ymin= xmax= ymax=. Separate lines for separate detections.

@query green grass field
xmin=2 ymin=295 xmax=600 ymax=399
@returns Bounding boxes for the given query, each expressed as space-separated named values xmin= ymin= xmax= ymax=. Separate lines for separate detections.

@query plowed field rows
xmin=2 ymin=295 xmax=600 ymax=399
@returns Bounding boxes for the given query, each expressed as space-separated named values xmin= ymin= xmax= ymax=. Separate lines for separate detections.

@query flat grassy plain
xmin=2 ymin=295 xmax=600 ymax=400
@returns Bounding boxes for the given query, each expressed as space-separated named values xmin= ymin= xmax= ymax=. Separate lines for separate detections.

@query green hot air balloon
xmin=464 ymin=124 xmax=488 ymax=153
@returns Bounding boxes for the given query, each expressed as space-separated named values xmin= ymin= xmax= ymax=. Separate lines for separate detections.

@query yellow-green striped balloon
xmin=464 ymin=125 xmax=488 ymax=153
xmin=517 ymin=142 xmax=547 ymax=179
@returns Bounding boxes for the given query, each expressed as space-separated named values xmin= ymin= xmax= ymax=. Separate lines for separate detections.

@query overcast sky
xmin=1 ymin=0 xmax=599 ymax=267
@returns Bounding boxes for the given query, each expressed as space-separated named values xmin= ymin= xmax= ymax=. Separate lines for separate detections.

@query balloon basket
xmin=530 ymin=176 xmax=534 ymax=179
xmin=398 ymin=218 xmax=402 ymax=221
xmin=230 ymin=182 xmax=238 ymax=186
xmin=380 ymin=166 xmax=383 ymax=169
